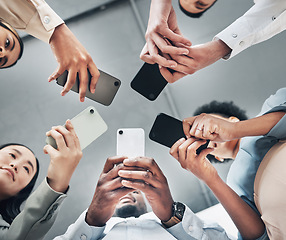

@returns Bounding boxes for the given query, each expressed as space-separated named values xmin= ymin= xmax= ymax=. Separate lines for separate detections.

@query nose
xmin=10 ymin=163 xmax=18 ymax=172
xmin=0 ymin=46 xmax=5 ymax=57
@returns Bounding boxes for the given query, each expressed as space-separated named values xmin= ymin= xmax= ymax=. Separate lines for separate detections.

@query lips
xmin=2 ymin=168 xmax=15 ymax=181
xmin=119 ymin=196 xmax=135 ymax=204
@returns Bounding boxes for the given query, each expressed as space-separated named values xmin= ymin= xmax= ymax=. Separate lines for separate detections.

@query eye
xmin=24 ymin=166 xmax=30 ymax=174
xmin=5 ymin=38 xmax=10 ymax=48
xmin=9 ymin=153 xmax=16 ymax=159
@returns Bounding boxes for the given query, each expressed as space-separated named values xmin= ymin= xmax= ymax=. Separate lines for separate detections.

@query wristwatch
xmin=162 ymin=202 xmax=185 ymax=228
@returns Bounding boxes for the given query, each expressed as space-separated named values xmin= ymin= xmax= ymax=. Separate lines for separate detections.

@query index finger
xmin=103 ymin=156 xmax=128 ymax=173
xmin=159 ymin=28 xmax=192 ymax=47
xmin=182 ymin=117 xmax=196 ymax=138
xmin=88 ymin=62 xmax=100 ymax=94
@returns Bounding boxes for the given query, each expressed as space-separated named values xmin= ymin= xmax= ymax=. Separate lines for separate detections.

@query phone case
xmin=131 ymin=63 xmax=168 ymax=101
xmin=46 ymin=106 xmax=108 ymax=150
xmin=56 ymin=70 xmax=121 ymax=106
xmin=149 ymin=113 xmax=209 ymax=153
xmin=116 ymin=128 xmax=145 ymax=158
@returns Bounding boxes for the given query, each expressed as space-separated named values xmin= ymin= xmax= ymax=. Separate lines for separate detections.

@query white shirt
xmin=215 ymin=0 xmax=286 ymax=59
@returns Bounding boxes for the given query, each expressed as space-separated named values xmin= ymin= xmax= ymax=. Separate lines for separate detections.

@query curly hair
xmin=193 ymin=101 xmax=248 ymax=163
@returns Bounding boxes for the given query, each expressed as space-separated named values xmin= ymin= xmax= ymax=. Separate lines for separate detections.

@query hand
xmin=140 ymin=0 xmax=191 ymax=68
xmin=48 ymin=24 xmax=100 ymax=102
xmin=85 ymin=156 xmax=136 ymax=227
xmin=182 ymin=114 xmax=238 ymax=142
xmin=159 ymin=39 xmax=231 ymax=83
xmin=43 ymin=120 xmax=82 ymax=193
xmin=170 ymin=138 xmax=216 ymax=185
xmin=118 ymin=157 xmax=174 ymax=222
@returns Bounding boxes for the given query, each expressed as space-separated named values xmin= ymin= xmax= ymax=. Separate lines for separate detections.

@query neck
xmin=232 ymin=139 xmax=241 ymax=159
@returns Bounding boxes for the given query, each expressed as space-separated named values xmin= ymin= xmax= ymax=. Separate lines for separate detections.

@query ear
xmin=228 ymin=116 xmax=240 ymax=123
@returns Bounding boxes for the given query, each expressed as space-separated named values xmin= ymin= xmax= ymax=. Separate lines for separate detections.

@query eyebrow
xmin=13 ymin=148 xmax=35 ymax=173
xmin=11 ymin=37 xmax=15 ymax=51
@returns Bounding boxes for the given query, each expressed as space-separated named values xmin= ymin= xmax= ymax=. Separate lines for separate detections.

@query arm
xmin=140 ymin=0 xmax=191 ymax=68
xmin=54 ymin=156 xmax=136 ymax=239
xmin=182 ymin=112 xmax=285 ymax=142
xmin=170 ymin=138 xmax=265 ymax=239
xmin=215 ymin=0 xmax=286 ymax=59
xmin=0 ymin=0 xmax=100 ymax=102
xmin=0 ymin=120 xmax=82 ymax=240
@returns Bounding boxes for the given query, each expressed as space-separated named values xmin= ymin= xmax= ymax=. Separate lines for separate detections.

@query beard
xmin=114 ymin=205 xmax=142 ymax=218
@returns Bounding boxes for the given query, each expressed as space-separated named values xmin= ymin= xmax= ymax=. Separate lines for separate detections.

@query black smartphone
xmin=149 ymin=113 xmax=209 ymax=154
xmin=56 ymin=69 xmax=121 ymax=106
xmin=131 ymin=63 xmax=168 ymax=101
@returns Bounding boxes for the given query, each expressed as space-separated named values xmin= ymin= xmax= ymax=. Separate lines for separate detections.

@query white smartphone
xmin=46 ymin=106 xmax=108 ymax=150
xmin=116 ymin=128 xmax=145 ymax=158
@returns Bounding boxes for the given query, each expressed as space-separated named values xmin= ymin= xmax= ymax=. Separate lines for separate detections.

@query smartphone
xmin=131 ymin=63 xmax=168 ymax=101
xmin=56 ymin=69 xmax=121 ymax=106
xmin=149 ymin=113 xmax=209 ymax=154
xmin=46 ymin=106 xmax=108 ymax=150
xmin=116 ymin=128 xmax=145 ymax=158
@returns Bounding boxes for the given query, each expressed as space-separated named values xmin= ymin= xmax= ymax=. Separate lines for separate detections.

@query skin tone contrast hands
xmin=48 ymin=24 xmax=100 ymax=102
xmin=170 ymin=138 xmax=265 ymax=239
xmin=43 ymin=120 xmax=82 ymax=193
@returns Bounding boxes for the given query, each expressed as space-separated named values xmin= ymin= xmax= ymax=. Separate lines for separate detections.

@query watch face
xmin=174 ymin=202 xmax=185 ymax=221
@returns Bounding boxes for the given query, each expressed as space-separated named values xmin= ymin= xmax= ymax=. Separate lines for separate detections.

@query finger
xmin=159 ymin=66 xmax=186 ymax=83
xmin=65 ymin=120 xmax=81 ymax=149
xmin=78 ymin=68 xmax=88 ymax=102
xmin=48 ymin=65 xmax=65 ymax=82
xmin=62 ymin=68 xmax=77 ymax=96
xmin=169 ymin=138 xmax=186 ymax=159
xmin=121 ymin=179 xmax=154 ymax=193
xmin=187 ymin=141 xmax=214 ymax=159
xmin=189 ymin=118 xmax=201 ymax=137
xmin=46 ymin=128 xmax=66 ymax=150
xmin=194 ymin=124 xmax=204 ymax=139
xmin=177 ymin=138 xmax=196 ymax=166
xmin=123 ymin=157 xmax=161 ymax=177
xmin=140 ymin=44 xmax=156 ymax=64
xmin=51 ymin=125 xmax=75 ymax=149
xmin=118 ymin=169 xmax=158 ymax=187
xmin=88 ymin=62 xmax=100 ymax=94
xmin=103 ymin=156 xmax=128 ymax=173
xmin=43 ymin=144 xmax=57 ymax=155
xmin=160 ymin=28 xmax=192 ymax=47
xmin=182 ymin=117 xmax=196 ymax=138
xmin=147 ymin=39 xmax=177 ymax=68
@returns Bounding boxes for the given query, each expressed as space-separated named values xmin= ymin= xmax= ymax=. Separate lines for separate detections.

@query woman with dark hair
xmin=0 ymin=18 xmax=23 ymax=68
xmin=0 ymin=120 xmax=82 ymax=240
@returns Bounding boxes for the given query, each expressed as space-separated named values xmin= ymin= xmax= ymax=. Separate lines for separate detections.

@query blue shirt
xmin=227 ymin=88 xmax=286 ymax=239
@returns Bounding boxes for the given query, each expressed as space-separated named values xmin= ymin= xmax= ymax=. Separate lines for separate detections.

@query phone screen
xmin=131 ymin=63 xmax=168 ymax=101
xmin=149 ymin=113 xmax=209 ymax=153
xmin=56 ymin=70 xmax=121 ymax=106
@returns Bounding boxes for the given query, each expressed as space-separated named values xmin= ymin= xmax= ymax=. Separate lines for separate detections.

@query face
xmin=0 ymin=145 xmax=37 ymax=200
xmin=0 ymin=25 xmax=21 ymax=68
xmin=114 ymin=190 xmax=147 ymax=218
xmin=207 ymin=115 xmax=240 ymax=161
xmin=179 ymin=0 xmax=217 ymax=14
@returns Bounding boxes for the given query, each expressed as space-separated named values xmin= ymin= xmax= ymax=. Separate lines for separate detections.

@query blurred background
xmin=0 ymin=0 xmax=285 ymax=238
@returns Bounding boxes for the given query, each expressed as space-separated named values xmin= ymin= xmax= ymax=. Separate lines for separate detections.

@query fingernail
xmin=80 ymin=98 xmax=85 ymax=102
xmin=182 ymin=50 xmax=189 ymax=55
xmin=91 ymin=89 xmax=95 ymax=94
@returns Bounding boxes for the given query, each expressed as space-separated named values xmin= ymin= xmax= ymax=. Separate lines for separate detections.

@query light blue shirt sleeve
xmin=167 ymin=205 xmax=232 ymax=240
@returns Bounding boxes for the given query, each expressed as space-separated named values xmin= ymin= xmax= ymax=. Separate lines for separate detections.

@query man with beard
xmin=54 ymin=156 xmax=232 ymax=240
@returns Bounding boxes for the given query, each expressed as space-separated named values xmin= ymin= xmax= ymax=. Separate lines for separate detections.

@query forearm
xmin=233 ymin=111 xmax=285 ymax=139
xmin=207 ymin=176 xmax=265 ymax=239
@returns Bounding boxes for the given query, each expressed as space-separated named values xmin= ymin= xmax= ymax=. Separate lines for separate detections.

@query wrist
xmin=212 ymin=39 xmax=232 ymax=59
xmin=85 ymin=209 xmax=106 ymax=227
xmin=46 ymin=176 xmax=69 ymax=193
xmin=162 ymin=202 xmax=185 ymax=228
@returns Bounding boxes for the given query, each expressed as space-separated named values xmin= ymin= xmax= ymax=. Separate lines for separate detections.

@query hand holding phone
xmin=149 ymin=113 xmax=209 ymax=154
xmin=46 ymin=106 xmax=108 ymax=150
xmin=56 ymin=70 xmax=121 ymax=106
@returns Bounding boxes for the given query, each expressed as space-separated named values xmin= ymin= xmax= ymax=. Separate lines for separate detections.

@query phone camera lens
xmin=114 ymin=81 xmax=119 ymax=87
xmin=119 ymin=130 xmax=123 ymax=135
xmin=90 ymin=109 xmax=94 ymax=114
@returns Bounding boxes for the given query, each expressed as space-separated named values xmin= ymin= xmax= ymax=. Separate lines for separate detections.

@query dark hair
xmin=0 ymin=18 xmax=24 ymax=68
xmin=193 ymin=100 xmax=248 ymax=163
xmin=0 ymin=143 xmax=39 ymax=224
xmin=178 ymin=0 xmax=217 ymax=18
